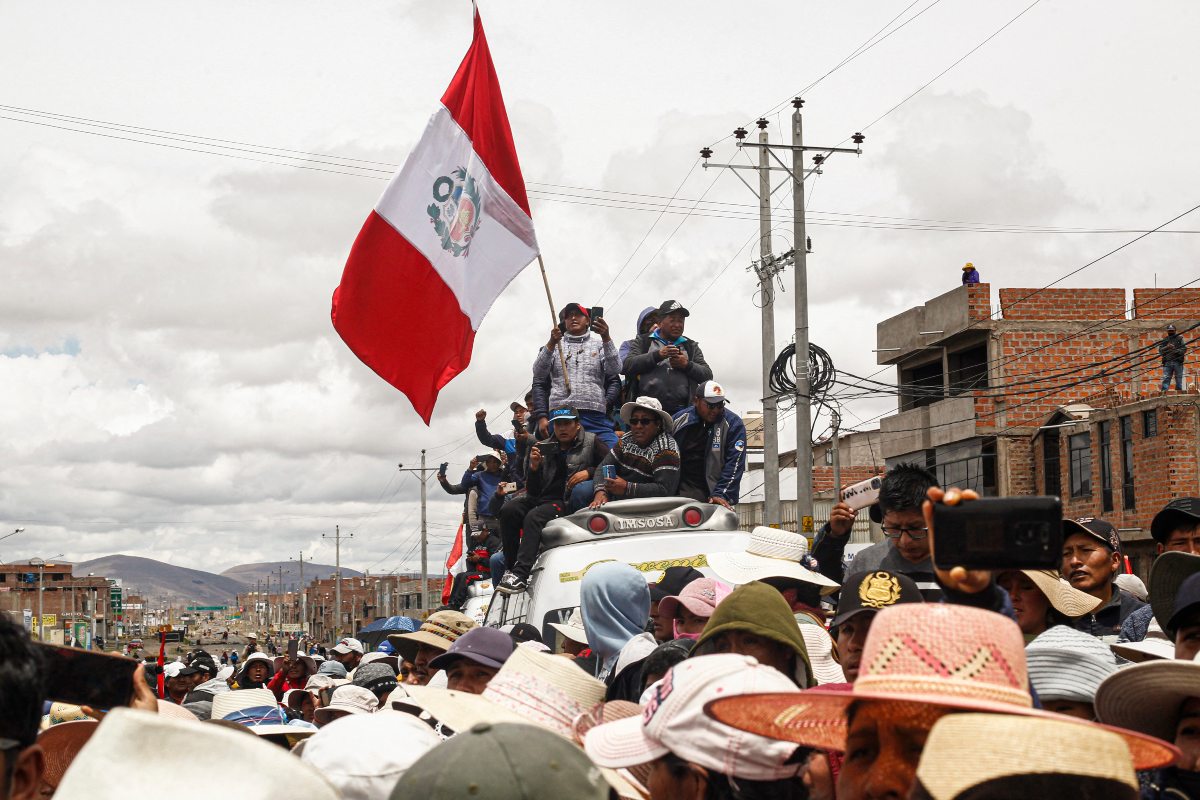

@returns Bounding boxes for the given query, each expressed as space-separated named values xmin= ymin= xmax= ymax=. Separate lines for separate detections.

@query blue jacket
xmin=671 ymin=406 xmax=747 ymax=504
xmin=440 ymin=468 xmax=503 ymax=513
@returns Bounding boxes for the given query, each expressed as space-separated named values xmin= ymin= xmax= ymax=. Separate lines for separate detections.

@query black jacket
xmin=524 ymin=430 xmax=610 ymax=503
xmin=621 ymin=334 xmax=713 ymax=414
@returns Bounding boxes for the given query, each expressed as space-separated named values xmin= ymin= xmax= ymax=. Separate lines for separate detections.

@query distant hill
xmin=221 ymin=561 xmax=363 ymax=588
xmin=76 ymin=555 xmax=246 ymax=606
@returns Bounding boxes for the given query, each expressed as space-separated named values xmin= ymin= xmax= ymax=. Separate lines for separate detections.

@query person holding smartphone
xmin=495 ymin=407 xmax=609 ymax=595
xmin=620 ymin=300 xmax=712 ymax=415
xmin=530 ymin=303 xmax=621 ymax=448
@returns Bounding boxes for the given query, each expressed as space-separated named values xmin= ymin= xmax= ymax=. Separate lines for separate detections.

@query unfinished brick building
xmin=875 ymin=283 xmax=1200 ymax=572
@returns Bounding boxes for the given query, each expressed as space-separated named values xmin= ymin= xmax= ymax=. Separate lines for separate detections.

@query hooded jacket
xmin=619 ymin=306 xmax=659 ymax=365
xmin=580 ymin=562 xmax=653 ymax=683
xmin=532 ymin=331 xmax=620 ymax=417
xmin=1160 ymin=332 xmax=1187 ymax=365
xmin=691 ymin=581 xmax=814 ymax=688
xmin=621 ymin=331 xmax=713 ymax=414
xmin=671 ymin=405 xmax=748 ymax=504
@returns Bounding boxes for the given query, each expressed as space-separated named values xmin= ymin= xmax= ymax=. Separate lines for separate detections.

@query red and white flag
xmin=441 ymin=522 xmax=467 ymax=606
xmin=332 ymin=10 xmax=538 ymax=423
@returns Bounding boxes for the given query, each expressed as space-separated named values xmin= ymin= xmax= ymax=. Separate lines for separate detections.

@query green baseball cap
xmin=390 ymin=722 xmax=608 ymax=800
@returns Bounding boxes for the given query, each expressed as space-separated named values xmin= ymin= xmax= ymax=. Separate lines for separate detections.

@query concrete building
xmin=0 ymin=562 xmax=112 ymax=645
xmin=304 ymin=573 xmax=444 ymax=642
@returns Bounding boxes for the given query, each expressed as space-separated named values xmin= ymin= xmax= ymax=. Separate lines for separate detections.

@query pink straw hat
xmin=704 ymin=603 xmax=1178 ymax=770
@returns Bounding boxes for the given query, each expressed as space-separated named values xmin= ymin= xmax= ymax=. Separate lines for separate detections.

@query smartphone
xmin=499 ymin=482 xmax=517 ymax=493
xmin=438 ymin=462 xmax=448 ymax=477
xmin=287 ymin=638 xmax=298 ymax=660
xmin=36 ymin=643 xmax=137 ymax=709
xmin=591 ymin=306 xmax=604 ymax=320
xmin=536 ymin=441 xmax=556 ymax=458
xmin=932 ymin=496 xmax=1063 ymax=571
xmin=841 ymin=476 xmax=882 ymax=512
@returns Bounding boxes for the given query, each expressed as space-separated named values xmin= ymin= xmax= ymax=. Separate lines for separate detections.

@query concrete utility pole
xmin=397 ymin=456 xmax=433 ymax=612
xmin=701 ymin=120 xmax=786 ymax=525
xmin=275 ymin=564 xmax=288 ymax=630
xmin=711 ymin=97 xmax=863 ymax=535
xmin=291 ymin=552 xmax=306 ymax=633
xmin=323 ymin=525 xmax=352 ymax=640
xmin=831 ymin=407 xmax=842 ymax=500
xmin=29 ymin=557 xmax=45 ymax=640
xmin=254 ymin=579 xmax=262 ymax=631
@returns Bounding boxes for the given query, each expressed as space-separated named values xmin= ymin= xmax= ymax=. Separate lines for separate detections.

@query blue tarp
xmin=358 ymin=616 xmax=420 ymax=634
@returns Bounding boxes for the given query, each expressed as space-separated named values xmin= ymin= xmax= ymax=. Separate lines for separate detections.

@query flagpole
xmin=536 ymin=254 xmax=572 ymax=394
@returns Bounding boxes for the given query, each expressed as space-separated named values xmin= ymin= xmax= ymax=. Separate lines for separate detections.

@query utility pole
xmin=397 ymin=456 xmax=433 ymax=612
xmin=30 ymin=557 xmax=45 ymax=640
xmin=291 ymin=552 xmax=306 ymax=634
xmin=717 ymin=97 xmax=864 ymax=536
xmin=255 ymin=579 xmax=262 ymax=631
xmin=324 ymin=525 xmax=351 ymax=640
xmin=701 ymin=120 xmax=786 ymax=525
xmin=275 ymin=564 xmax=288 ymax=631
xmin=831 ymin=407 xmax=842 ymax=501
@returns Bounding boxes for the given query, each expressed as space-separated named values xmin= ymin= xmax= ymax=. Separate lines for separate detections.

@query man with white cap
xmin=330 ymin=637 xmax=365 ymax=672
xmin=671 ymin=379 xmax=747 ymax=508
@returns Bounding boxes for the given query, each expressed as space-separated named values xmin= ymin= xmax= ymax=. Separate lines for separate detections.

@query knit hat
xmin=585 ymin=654 xmax=803 ymax=782
xmin=704 ymin=603 xmax=1176 ymax=770
xmin=351 ymin=663 xmax=399 ymax=699
xmin=692 ymin=581 xmax=813 ymax=688
xmin=391 ymin=722 xmax=608 ymax=800
xmin=387 ymin=610 xmax=477 ymax=662
xmin=1025 ymin=625 xmax=1122 ymax=703
xmin=913 ymin=713 xmax=1139 ymax=800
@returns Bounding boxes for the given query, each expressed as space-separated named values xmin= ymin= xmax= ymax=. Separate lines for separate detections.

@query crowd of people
xmin=7 ymin=457 xmax=1200 ymax=797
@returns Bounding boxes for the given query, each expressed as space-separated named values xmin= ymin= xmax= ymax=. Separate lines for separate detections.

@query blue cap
xmin=549 ymin=408 xmax=578 ymax=422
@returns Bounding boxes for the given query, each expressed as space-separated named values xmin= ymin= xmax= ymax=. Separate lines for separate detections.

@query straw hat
xmin=212 ymin=688 xmax=316 ymax=740
xmin=1021 ymin=569 xmax=1103 ymax=618
xmin=796 ymin=618 xmax=845 ymax=685
xmin=572 ymin=702 xmax=651 ymax=799
xmin=402 ymin=645 xmax=605 ymax=738
xmin=703 ymin=603 xmax=1177 ymax=769
xmin=914 ymin=713 xmax=1139 ymax=800
xmin=619 ymin=396 xmax=675 ymax=434
xmin=54 ymin=708 xmax=339 ymax=799
xmin=37 ymin=720 xmax=98 ymax=795
xmin=706 ymin=527 xmax=840 ymax=594
xmin=1025 ymin=625 xmax=1121 ymax=703
xmin=1095 ymin=652 xmax=1200 ymax=743
xmin=387 ymin=610 xmax=477 ymax=662
xmin=548 ymin=608 xmax=589 ymax=646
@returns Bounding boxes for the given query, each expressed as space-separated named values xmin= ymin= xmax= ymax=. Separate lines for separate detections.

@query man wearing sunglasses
xmin=591 ymin=396 xmax=681 ymax=507
xmin=671 ymin=381 xmax=747 ymax=509
xmin=0 ymin=615 xmax=45 ymax=800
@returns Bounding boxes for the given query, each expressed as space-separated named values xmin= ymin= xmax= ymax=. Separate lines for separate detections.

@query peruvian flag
xmin=441 ymin=522 xmax=467 ymax=606
xmin=332 ymin=9 xmax=538 ymax=423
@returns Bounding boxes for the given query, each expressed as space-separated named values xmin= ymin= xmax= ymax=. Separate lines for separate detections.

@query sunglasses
xmin=628 ymin=417 xmax=658 ymax=426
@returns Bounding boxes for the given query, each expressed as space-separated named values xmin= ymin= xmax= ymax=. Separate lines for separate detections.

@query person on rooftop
xmin=591 ymin=396 xmax=680 ymax=508
xmin=671 ymin=380 xmax=747 ymax=509
xmin=531 ymin=303 xmax=621 ymax=448
xmin=621 ymin=300 xmax=713 ymax=415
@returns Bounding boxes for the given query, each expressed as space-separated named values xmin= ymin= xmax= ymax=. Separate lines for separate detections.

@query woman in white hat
xmin=997 ymin=569 xmax=1102 ymax=639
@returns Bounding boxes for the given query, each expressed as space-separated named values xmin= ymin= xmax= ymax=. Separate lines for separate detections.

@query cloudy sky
xmin=2 ymin=0 xmax=1197 ymax=576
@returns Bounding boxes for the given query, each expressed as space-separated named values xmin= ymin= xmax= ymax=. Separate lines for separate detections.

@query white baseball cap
xmin=584 ymin=654 xmax=802 ymax=781
xmin=698 ymin=381 xmax=729 ymax=404
xmin=331 ymin=637 xmax=365 ymax=655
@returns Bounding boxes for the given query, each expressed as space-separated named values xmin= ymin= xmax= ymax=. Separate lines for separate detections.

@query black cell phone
xmin=536 ymin=441 xmax=556 ymax=458
xmin=36 ymin=643 xmax=137 ymax=709
xmin=438 ymin=462 xmax=448 ymax=477
xmin=287 ymin=638 xmax=298 ymax=660
xmin=932 ymin=496 xmax=1063 ymax=571
xmin=591 ymin=306 xmax=604 ymax=319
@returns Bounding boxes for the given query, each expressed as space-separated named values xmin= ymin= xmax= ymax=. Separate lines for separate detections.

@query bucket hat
xmin=428 ymin=626 xmax=516 ymax=672
xmin=703 ymin=603 xmax=1176 ymax=769
xmin=1096 ymin=652 xmax=1200 ymax=743
xmin=313 ymin=685 xmax=380 ymax=725
xmin=239 ymin=651 xmax=275 ymax=676
xmin=1149 ymin=551 xmax=1200 ymax=635
xmin=53 ymin=708 xmax=338 ymax=799
xmin=706 ymin=527 xmax=840 ymax=594
xmin=402 ymin=645 xmax=605 ymax=738
xmin=548 ymin=608 xmax=589 ymax=646
xmin=585 ymin=654 xmax=804 ymax=782
xmin=913 ymin=713 xmax=1140 ymax=800
xmin=1019 ymin=569 xmax=1104 ymax=618
xmin=1025 ymin=625 xmax=1121 ymax=703
xmin=387 ymin=610 xmax=477 ymax=662
xmin=300 ymin=711 xmax=440 ymax=800
xmin=356 ymin=650 xmax=400 ymax=674
xmin=619 ymin=396 xmax=675 ymax=434
xmin=391 ymin=722 xmax=608 ymax=800
xmin=829 ymin=570 xmax=922 ymax=630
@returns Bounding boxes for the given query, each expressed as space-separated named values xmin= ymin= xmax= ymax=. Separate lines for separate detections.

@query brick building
xmin=303 ymin=573 xmax=444 ymax=642
xmin=875 ymin=282 xmax=1200 ymax=575
xmin=0 ymin=562 xmax=113 ymax=644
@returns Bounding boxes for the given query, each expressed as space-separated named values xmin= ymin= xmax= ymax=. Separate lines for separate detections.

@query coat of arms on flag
xmin=428 ymin=167 xmax=483 ymax=257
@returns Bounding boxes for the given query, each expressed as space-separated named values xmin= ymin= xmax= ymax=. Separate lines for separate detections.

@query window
xmin=947 ymin=344 xmax=991 ymax=395
xmin=1099 ymin=421 xmax=1114 ymax=513
xmin=1043 ymin=429 xmax=1062 ymax=496
xmin=1069 ymin=432 xmax=1092 ymax=497
xmin=1144 ymin=409 xmax=1158 ymax=438
xmin=1121 ymin=416 xmax=1136 ymax=510
xmin=902 ymin=361 xmax=946 ymax=410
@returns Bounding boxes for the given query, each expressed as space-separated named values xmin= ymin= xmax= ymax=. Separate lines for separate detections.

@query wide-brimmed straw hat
xmin=572 ymin=702 xmax=651 ymax=799
xmin=37 ymin=720 xmax=98 ymax=794
xmin=1020 ymin=569 xmax=1104 ymax=618
xmin=53 ymin=708 xmax=339 ymax=799
xmin=1149 ymin=551 xmax=1200 ymax=635
xmin=706 ymin=527 xmax=840 ymax=594
xmin=548 ymin=608 xmax=589 ymax=646
xmin=796 ymin=618 xmax=845 ymax=685
xmin=703 ymin=603 xmax=1177 ymax=770
xmin=619 ymin=396 xmax=674 ymax=434
xmin=213 ymin=688 xmax=316 ymax=740
xmin=913 ymin=713 xmax=1140 ymax=800
xmin=387 ymin=610 xmax=477 ymax=662
xmin=401 ymin=645 xmax=605 ymax=739
xmin=1096 ymin=652 xmax=1200 ymax=743
xmin=1025 ymin=625 xmax=1121 ymax=703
